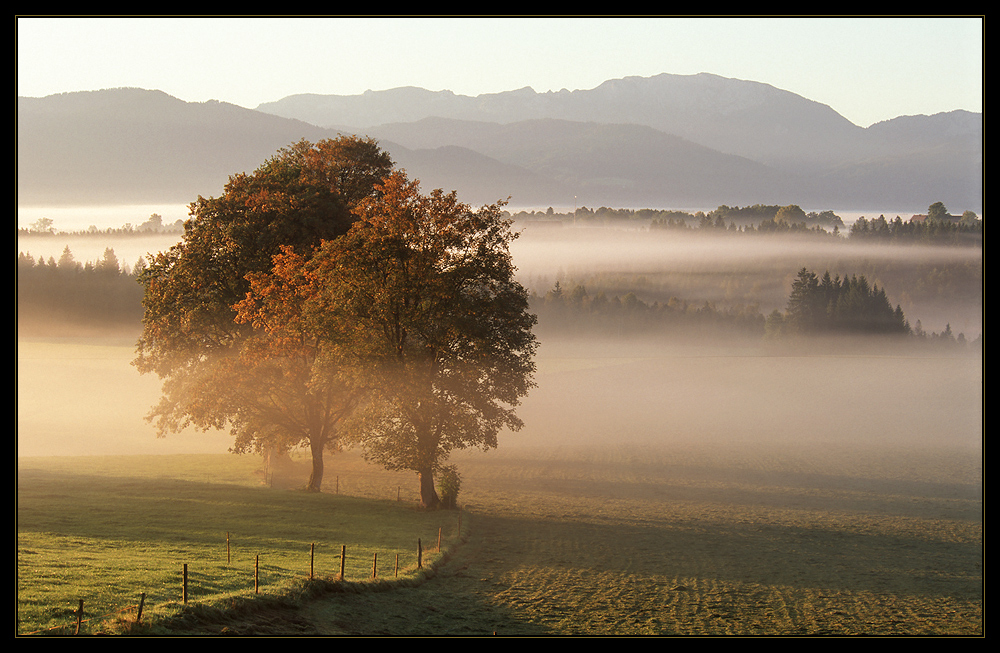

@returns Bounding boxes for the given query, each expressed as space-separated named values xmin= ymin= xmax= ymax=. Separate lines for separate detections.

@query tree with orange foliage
xmin=133 ymin=137 xmax=392 ymax=490
xmin=298 ymin=171 xmax=538 ymax=508
xmin=230 ymin=246 xmax=364 ymax=490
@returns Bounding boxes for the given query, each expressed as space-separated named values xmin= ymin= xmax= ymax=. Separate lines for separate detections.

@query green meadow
xmin=17 ymin=429 xmax=983 ymax=636
xmin=17 ymin=454 xmax=459 ymax=635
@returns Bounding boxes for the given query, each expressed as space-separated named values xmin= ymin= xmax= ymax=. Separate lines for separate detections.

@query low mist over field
xmin=514 ymin=335 xmax=981 ymax=453
xmin=17 ymin=338 xmax=231 ymax=457
xmin=17 ymin=221 xmax=981 ymax=465
xmin=512 ymin=225 xmax=982 ymax=332
xmin=16 ymin=325 xmax=983 ymax=466
xmin=17 ymin=219 xmax=983 ymax=333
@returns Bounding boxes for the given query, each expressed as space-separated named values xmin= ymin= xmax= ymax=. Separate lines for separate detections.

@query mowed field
xmin=18 ymin=334 xmax=981 ymax=636
xmin=296 ymin=444 xmax=983 ymax=636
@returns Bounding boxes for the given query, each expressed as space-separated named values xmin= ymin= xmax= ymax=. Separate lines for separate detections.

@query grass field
xmin=16 ymin=454 xmax=460 ymax=635
xmin=17 ymin=334 xmax=982 ymax=636
xmin=294 ymin=440 xmax=983 ymax=637
xmin=17 ymin=438 xmax=982 ymax=636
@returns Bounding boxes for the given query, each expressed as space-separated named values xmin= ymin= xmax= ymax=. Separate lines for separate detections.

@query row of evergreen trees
xmin=767 ymin=268 xmax=910 ymax=337
xmin=531 ymin=269 xmax=978 ymax=345
xmin=17 ymin=247 xmax=977 ymax=348
xmin=849 ymin=214 xmax=982 ymax=245
xmin=530 ymin=280 xmax=767 ymax=337
xmin=17 ymin=248 xmax=144 ymax=331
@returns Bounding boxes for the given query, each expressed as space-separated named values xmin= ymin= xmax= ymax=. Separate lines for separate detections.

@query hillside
xmin=17 ymin=74 xmax=982 ymax=212
xmin=17 ymin=88 xmax=338 ymax=205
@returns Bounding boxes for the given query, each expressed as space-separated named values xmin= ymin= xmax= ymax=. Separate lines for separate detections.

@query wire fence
xmin=19 ymin=513 xmax=464 ymax=636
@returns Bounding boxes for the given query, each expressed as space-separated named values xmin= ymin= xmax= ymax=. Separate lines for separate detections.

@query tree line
xmin=17 ymin=246 xmax=145 ymax=331
xmin=22 ymin=202 xmax=983 ymax=247
xmin=528 ymin=273 xmax=978 ymax=349
xmin=18 ymin=245 xmax=978 ymax=348
xmin=20 ymin=213 xmax=185 ymax=237
xmin=514 ymin=203 xmax=847 ymax=231
xmin=849 ymin=212 xmax=982 ymax=245
xmin=530 ymin=281 xmax=766 ymax=338
xmin=513 ymin=202 xmax=982 ymax=246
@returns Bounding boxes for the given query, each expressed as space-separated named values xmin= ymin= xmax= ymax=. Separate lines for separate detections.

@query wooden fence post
xmin=438 ymin=527 xmax=442 ymax=552
xmin=255 ymin=554 xmax=260 ymax=594
xmin=372 ymin=552 xmax=378 ymax=579
xmin=182 ymin=564 xmax=188 ymax=604
xmin=339 ymin=545 xmax=346 ymax=581
xmin=75 ymin=599 xmax=83 ymax=635
xmin=136 ymin=593 xmax=146 ymax=625
xmin=227 ymin=532 xmax=231 ymax=565
xmin=395 ymin=553 xmax=399 ymax=578
xmin=417 ymin=538 xmax=423 ymax=569
xmin=310 ymin=543 xmax=315 ymax=580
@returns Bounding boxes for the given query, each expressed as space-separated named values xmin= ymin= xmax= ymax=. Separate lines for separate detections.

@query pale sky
xmin=16 ymin=16 xmax=983 ymax=128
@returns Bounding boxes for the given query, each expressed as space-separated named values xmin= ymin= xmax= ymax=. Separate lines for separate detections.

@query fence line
xmin=19 ymin=513 xmax=465 ymax=636
xmin=19 ymin=595 xmax=145 ymax=636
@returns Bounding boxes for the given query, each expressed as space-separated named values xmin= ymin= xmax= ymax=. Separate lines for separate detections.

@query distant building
xmin=909 ymin=214 xmax=961 ymax=224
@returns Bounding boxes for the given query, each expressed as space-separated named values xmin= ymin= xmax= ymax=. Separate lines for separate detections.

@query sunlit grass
xmin=17 ymin=454 xmax=461 ymax=635
xmin=18 ymin=440 xmax=982 ymax=636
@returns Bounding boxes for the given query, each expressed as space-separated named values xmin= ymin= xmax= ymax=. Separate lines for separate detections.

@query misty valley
xmin=18 ymin=204 xmax=982 ymax=343
xmin=17 ymin=201 xmax=981 ymax=635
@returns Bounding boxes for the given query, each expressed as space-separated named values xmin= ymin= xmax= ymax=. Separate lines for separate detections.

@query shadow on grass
xmin=18 ymin=454 xmax=983 ymax=636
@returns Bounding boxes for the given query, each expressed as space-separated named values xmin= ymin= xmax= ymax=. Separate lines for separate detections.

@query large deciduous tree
xmin=133 ymin=136 xmax=393 ymax=491
xmin=230 ymin=246 xmax=365 ymax=490
xmin=774 ymin=204 xmax=807 ymax=225
xmin=295 ymin=171 xmax=538 ymax=508
xmin=927 ymin=201 xmax=950 ymax=222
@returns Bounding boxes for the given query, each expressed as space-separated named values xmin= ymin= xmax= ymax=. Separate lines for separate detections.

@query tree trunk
xmin=306 ymin=437 xmax=325 ymax=492
xmin=418 ymin=467 xmax=440 ymax=509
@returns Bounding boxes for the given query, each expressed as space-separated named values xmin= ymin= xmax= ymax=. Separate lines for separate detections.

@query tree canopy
xmin=927 ymin=201 xmax=949 ymax=222
xmin=133 ymin=138 xmax=537 ymax=503
xmin=291 ymin=171 xmax=538 ymax=507
xmin=133 ymin=136 xmax=394 ymax=491
xmin=779 ymin=268 xmax=910 ymax=336
xmin=774 ymin=204 xmax=807 ymax=224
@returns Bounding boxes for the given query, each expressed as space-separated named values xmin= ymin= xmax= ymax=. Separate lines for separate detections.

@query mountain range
xmin=17 ymin=73 xmax=982 ymax=213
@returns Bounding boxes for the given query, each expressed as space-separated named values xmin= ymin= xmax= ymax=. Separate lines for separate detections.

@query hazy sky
xmin=17 ymin=16 xmax=982 ymax=128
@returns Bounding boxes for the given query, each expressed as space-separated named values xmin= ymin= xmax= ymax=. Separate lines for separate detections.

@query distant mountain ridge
xmin=378 ymin=117 xmax=799 ymax=207
xmin=17 ymin=74 xmax=982 ymax=213
xmin=17 ymin=88 xmax=336 ymax=205
xmin=257 ymin=73 xmax=973 ymax=170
